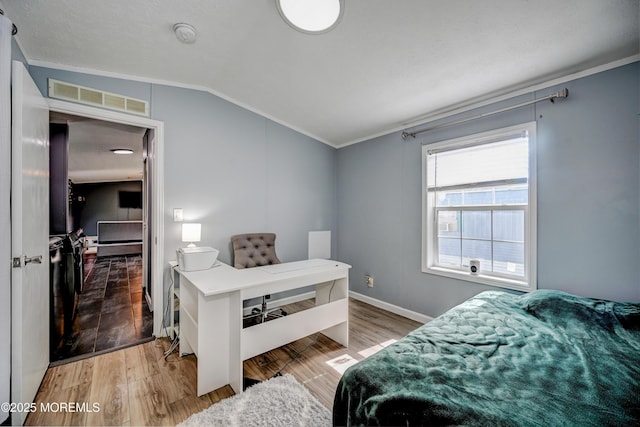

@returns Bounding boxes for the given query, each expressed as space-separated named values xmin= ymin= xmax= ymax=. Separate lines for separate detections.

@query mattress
xmin=333 ymin=290 xmax=640 ymax=426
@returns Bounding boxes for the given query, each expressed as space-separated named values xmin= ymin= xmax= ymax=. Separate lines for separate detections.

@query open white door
xmin=11 ymin=61 xmax=50 ymax=425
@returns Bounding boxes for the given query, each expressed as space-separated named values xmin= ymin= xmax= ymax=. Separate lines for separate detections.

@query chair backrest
xmin=231 ymin=233 xmax=281 ymax=269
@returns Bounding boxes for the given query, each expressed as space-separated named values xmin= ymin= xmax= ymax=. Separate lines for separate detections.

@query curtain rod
xmin=0 ymin=9 xmax=18 ymax=35
xmin=401 ymin=88 xmax=569 ymax=140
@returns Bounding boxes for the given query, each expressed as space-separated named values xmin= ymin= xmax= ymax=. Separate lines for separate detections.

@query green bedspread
xmin=333 ymin=290 xmax=640 ymax=426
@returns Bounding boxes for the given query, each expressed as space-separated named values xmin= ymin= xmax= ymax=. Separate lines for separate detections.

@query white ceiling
xmin=2 ymin=0 xmax=639 ymax=148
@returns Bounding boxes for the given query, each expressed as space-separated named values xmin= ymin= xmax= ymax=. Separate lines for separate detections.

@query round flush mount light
xmin=110 ymin=149 xmax=134 ymax=155
xmin=173 ymin=23 xmax=197 ymax=44
xmin=276 ymin=0 xmax=344 ymax=34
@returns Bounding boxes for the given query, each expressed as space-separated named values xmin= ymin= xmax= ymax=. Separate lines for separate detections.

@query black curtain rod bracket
xmin=0 ymin=9 xmax=18 ymax=35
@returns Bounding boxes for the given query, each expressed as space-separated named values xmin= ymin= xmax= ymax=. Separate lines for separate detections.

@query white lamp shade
xmin=182 ymin=223 xmax=201 ymax=246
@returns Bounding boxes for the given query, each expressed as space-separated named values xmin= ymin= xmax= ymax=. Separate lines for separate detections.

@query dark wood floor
xmin=28 ymin=298 xmax=422 ymax=426
xmin=51 ymin=254 xmax=154 ymax=364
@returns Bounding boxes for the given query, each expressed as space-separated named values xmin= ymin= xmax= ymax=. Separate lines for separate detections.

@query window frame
xmin=421 ymin=122 xmax=537 ymax=292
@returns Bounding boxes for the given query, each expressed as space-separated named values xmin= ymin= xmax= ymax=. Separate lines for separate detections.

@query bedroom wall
xmin=27 ymin=66 xmax=337 ymax=266
xmin=337 ymin=62 xmax=640 ymax=318
xmin=15 ymin=54 xmax=639 ymax=321
xmin=25 ymin=64 xmax=337 ymax=306
xmin=150 ymin=84 xmax=337 ymax=265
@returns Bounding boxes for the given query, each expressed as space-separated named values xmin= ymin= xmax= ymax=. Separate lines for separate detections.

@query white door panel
xmin=11 ymin=60 xmax=50 ymax=425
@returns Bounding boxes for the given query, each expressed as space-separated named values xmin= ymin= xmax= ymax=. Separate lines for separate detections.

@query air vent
xmin=48 ymin=79 xmax=149 ymax=117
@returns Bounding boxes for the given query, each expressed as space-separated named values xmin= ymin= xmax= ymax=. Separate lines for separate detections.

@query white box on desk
xmin=177 ymin=246 xmax=219 ymax=271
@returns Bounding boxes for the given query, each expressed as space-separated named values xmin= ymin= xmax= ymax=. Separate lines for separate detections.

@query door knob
xmin=25 ymin=255 xmax=43 ymax=265
xmin=12 ymin=255 xmax=43 ymax=268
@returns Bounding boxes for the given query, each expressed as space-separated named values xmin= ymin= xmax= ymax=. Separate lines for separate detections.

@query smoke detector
xmin=173 ymin=23 xmax=197 ymax=44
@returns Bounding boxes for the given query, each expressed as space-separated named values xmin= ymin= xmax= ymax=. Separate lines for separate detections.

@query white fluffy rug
xmin=177 ymin=374 xmax=332 ymax=427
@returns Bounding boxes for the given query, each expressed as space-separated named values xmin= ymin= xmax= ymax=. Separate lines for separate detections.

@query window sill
xmin=423 ymin=265 xmax=535 ymax=292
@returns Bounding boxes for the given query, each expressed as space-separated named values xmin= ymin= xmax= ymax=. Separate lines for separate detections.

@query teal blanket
xmin=333 ymin=290 xmax=640 ymax=426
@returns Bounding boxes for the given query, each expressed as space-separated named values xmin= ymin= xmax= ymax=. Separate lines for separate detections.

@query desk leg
xmin=315 ymin=277 xmax=349 ymax=347
xmin=195 ymin=291 xmax=243 ymax=396
xmin=228 ymin=291 xmax=242 ymax=394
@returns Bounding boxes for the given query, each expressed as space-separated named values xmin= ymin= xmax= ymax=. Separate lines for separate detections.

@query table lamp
xmin=182 ymin=223 xmax=201 ymax=248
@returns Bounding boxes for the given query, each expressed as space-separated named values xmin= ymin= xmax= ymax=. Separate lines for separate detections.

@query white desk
xmin=175 ymin=258 xmax=351 ymax=396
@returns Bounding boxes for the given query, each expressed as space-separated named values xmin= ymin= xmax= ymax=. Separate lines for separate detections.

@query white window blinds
xmin=427 ymin=136 xmax=529 ymax=194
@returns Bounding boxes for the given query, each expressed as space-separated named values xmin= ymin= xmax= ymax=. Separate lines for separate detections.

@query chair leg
xmin=242 ymin=294 xmax=287 ymax=325
xmin=260 ymin=295 xmax=269 ymax=323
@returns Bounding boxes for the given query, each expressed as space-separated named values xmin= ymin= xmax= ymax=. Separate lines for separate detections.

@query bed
xmin=333 ymin=290 xmax=640 ymax=426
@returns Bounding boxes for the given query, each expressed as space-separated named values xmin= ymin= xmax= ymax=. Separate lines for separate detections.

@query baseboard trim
xmin=349 ymin=291 xmax=433 ymax=324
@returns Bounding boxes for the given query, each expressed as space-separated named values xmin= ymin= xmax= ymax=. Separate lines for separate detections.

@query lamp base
xmin=186 ymin=242 xmax=196 ymax=248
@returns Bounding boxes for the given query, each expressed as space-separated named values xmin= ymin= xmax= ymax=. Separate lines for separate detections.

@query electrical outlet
xmin=365 ymin=275 xmax=373 ymax=287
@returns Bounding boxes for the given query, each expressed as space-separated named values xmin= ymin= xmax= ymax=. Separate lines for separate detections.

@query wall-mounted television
xmin=118 ymin=191 xmax=142 ymax=209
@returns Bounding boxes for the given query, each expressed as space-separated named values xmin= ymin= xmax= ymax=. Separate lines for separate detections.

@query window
xmin=422 ymin=122 xmax=536 ymax=291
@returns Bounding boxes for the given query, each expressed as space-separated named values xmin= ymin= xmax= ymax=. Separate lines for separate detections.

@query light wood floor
xmin=26 ymin=298 xmax=422 ymax=426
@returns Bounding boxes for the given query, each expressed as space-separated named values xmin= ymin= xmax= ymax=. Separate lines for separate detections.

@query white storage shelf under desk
xmin=168 ymin=262 xmax=181 ymax=340
xmin=176 ymin=259 xmax=351 ymax=396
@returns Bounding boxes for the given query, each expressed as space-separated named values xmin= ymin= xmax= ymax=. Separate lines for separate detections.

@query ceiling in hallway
xmin=51 ymin=112 xmax=146 ymax=183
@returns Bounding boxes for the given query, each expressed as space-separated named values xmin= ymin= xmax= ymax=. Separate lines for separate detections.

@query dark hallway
xmin=51 ymin=254 xmax=153 ymax=364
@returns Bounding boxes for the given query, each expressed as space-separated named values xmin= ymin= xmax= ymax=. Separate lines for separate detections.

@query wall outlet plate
xmin=365 ymin=275 xmax=373 ymax=287
xmin=173 ymin=208 xmax=183 ymax=222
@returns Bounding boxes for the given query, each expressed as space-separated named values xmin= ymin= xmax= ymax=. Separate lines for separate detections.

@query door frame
xmin=48 ymin=99 xmax=165 ymax=336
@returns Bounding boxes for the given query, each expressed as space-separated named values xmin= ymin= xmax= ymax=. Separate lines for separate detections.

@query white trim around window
xmin=421 ymin=122 xmax=537 ymax=292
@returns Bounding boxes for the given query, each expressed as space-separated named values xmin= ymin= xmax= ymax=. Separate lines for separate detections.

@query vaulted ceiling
xmin=3 ymin=0 xmax=639 ymax=147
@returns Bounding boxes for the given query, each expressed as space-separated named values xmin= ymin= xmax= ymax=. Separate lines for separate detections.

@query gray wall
xmin=151 ymin=84 xmax=337 ymax=266
xmin=27 ymin=64 xmax=338 ymax=304
xmin=18 ymin=54 xmax=640 ymax=323
xmin=74 ymin=181 xmax=143 ymax=236
xmin=337 ymin=62 xmax=640 ymax=318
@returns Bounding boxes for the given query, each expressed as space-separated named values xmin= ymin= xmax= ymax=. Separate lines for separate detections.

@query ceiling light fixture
xmin=173 ymin=23 xmax=197 ymax=44
xmin=276 ymin=0 xmax=344 ymax=34
xmin=111 ymin=149 xmax=134 ymax=155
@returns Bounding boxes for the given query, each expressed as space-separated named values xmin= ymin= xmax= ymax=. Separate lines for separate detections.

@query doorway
xmin=49 ymin=112 xmax=153 ymax=363
xmin=49 ymin=100 xmax=163 ymax=364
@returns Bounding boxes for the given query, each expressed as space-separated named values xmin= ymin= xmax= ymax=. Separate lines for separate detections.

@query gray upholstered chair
xmin=231 ymin=233 xmax=286 ymax=323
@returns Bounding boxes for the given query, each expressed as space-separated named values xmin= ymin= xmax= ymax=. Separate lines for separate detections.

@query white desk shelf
xmin=168 ymin=262 xmax=180 ymax=340
xmin=175 ymin=259 xmax=351 ymax=396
